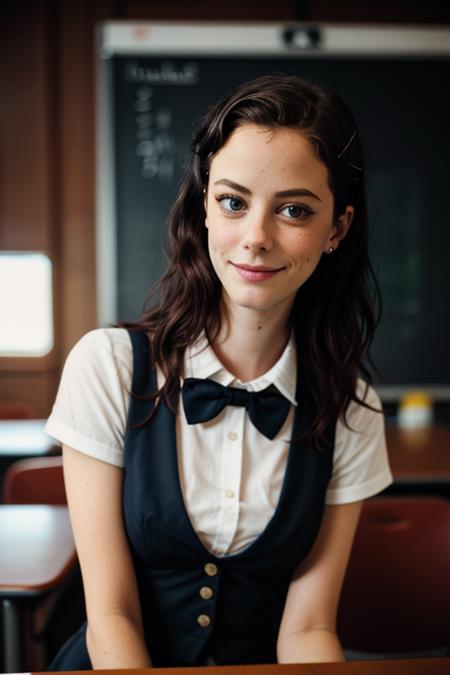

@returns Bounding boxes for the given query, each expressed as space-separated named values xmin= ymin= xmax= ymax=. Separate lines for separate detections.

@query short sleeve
xmin=325 ymin=380 xmax=393 ymax=504
xmin=44 ymin=328 xmax=133 ymax=467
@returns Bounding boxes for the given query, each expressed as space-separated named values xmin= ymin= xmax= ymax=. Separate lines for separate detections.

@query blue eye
xmin=279 ymin=204 xmax=313 ymax=220
xmin=218 ymin=195 xmax=244 ymax=213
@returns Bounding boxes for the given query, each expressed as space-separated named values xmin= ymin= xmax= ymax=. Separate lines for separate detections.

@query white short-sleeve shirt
xmin=45 ymin=328 xmax=393 ymax=557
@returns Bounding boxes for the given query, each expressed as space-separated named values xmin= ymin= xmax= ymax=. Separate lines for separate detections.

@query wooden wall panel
xmin=117 ymin=0 xmax=450 ymax=23
xmin=0 ymin=0 xmax=54 ymax=251
xmin=0 ymin=0 xmax=58 ymax=416
xmin=312 ymin=1 xmax=450 ymax=23
xmin=56 ymin=1 xmax=101 ymax=357
xmin=0 ymin=371 xmax=58 ymax=418
xmin=117 ymin=0 xmax=299 ymax=20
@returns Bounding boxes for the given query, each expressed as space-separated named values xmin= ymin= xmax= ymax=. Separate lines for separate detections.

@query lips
xmin=231 ymin=262 xmax=284 ymax=282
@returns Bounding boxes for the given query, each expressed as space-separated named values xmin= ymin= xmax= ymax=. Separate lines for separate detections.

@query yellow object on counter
xmin=398 ymin=390 xmax=433 ymax=428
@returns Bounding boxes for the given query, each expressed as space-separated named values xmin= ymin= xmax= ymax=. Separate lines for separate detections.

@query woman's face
xmin=204 ymin=124 xmax=353 ymax=320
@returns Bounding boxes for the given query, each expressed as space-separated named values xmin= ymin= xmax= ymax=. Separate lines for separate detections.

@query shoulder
xmin=344 ymin=378 xmax=383 ymax=427
xmin=45 ymin=328 xmax=134 ymax=467
xmin=68 ymin=326 xmax=132 ymax=364
xmin=326 ymin=378 xmax=393 ymax=504
xmin=337 ymin=377 xmax=385 ymax=447
xmin=63 ymin=327 xmax=133 ymax=389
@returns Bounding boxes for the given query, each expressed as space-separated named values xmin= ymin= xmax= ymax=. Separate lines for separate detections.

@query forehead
xmin=209 ymin=124 xmax=330 ymax=190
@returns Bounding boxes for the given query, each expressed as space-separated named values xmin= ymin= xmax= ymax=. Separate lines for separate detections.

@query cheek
xmin=207 ymin=229 xmax=224 ymax=265
xmin=286 ymin=227 xmax=329 ymax=262
xmin=207 ymin=224 xmax=237 ymax=253
xmin=284 ymin=231 xmax=315 ymax=262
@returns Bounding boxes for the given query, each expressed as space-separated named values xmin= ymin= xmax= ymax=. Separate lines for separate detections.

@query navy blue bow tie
xmin=181 ymin=377 xmax=290 ymax=440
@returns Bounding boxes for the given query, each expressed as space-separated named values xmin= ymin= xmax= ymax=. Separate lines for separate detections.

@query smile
xmin=231 ymin=262 xmax=285 ymax=282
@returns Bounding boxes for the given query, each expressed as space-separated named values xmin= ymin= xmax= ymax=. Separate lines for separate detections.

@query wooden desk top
xmin=31 ymin=657 xmax=450 ymax=674
xmin=386 ymin=424 xmax=450 ymax=481
xmin=0 ymin=419 xmax=58 ymax=457
xmin=0 ymin=505 xmax=76 ymax=596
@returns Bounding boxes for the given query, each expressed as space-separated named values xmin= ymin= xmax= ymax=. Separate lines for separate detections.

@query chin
xmin=225 ymin=289 xmax=291 ymax=314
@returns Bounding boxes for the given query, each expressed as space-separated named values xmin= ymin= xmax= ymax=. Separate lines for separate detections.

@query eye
xmin=278 ymin=203 xmax=314 ymax=220
xmin=216 ymin=195 xmax=245 ymax=214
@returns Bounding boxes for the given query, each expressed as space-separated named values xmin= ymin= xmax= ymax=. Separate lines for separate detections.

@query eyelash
xmin=215 ymin=194 xmax=315 ymax=221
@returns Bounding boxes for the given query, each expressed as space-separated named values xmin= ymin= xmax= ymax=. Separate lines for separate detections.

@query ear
xmin=325 ymin=205 xmax=354 ymax=253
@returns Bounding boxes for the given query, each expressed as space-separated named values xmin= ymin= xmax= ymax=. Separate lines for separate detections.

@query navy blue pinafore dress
xmin=48 ymin=330 xmax=335 ymax=670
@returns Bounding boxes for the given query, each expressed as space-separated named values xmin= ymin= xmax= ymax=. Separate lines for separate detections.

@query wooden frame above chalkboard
xmin=96 ymin=22 xmax=450 ymax=400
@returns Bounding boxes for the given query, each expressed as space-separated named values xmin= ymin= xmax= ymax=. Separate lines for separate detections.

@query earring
xmin=327 ymin=247 xmax=334 ymax=254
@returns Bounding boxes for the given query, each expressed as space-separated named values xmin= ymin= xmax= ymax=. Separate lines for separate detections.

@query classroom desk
xmin=29 ymin=657 xmax=450 ymax=674
xmin=386 ymin=424 xmax=450 ymax=482
xmin=0 ymin=505 xmax=76 ymax=672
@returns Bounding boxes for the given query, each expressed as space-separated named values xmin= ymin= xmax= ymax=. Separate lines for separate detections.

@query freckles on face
xmin=204 ymin=124 xmax=336 ymax=314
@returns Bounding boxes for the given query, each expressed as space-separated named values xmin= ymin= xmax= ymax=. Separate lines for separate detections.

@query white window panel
xmin=0 ymin=252 xmax=54 ymax=357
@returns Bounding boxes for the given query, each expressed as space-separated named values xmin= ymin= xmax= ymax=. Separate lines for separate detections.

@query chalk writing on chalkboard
xmin=125 ymin=60 xmax=199 ymax=85
xmin=134 ymin=85 xmax=176 ymax=181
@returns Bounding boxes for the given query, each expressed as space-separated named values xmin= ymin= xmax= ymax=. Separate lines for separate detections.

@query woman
xmin=46 ymin=74 xmax=393 ymax=669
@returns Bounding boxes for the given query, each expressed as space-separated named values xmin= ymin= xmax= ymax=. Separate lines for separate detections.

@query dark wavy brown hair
xmin=120 ymin=73 xmax=381 ymax=443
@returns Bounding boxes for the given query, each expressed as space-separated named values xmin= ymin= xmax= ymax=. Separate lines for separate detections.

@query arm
xmin=277 ymin=500 xmax=363 ymax=663
xmin=63 ymin=444 xmax=152 ymax=668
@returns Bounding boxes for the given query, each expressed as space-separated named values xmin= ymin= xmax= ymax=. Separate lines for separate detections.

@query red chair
xmin=3 ymin=455 xmax=66 ymax=505
xmin=337 ymin=496 xmax=450 ymax=657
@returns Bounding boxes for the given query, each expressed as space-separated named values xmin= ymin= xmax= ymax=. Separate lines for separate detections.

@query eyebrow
xmin=213 ymin=178 xmax=322 ymax=202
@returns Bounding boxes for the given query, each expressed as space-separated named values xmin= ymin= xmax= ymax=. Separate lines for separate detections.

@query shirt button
xmin=199 ymin=586 xmax=214 ymax=600
xmin=228 ymin=431 xmax=238 ymax=441
xmin=225 ymin=489 xmax=235 ymax=498
xmin=204 ymin=562 xmax=218 ymax=577
xmin=197 ymin=614 xmax=211 ymax=628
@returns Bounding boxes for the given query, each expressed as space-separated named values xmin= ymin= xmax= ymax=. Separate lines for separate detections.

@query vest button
xmin=199 ymin=586 xmax=214 ymax=600
xmin=204 ymin=562 xmax=218 ymax=576
xmin=197 ymin=614 xmax=211 ymax=628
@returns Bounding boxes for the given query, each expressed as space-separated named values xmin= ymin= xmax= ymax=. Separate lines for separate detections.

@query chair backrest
xmin=337 ymin=496 xmax=450 ymax=654
xmin=3 ymin=455 xmax=66 ymax=505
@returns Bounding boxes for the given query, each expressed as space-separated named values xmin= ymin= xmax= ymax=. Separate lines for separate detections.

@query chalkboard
xmin=97 ymin=23 xmax=450 ymax=398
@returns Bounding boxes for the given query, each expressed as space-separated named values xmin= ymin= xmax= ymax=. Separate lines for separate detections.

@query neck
xmin=211 ymin=298 xmax=292 ymax=382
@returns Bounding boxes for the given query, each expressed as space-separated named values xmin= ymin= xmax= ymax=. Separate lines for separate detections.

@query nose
xmin=243 ymin=211 xmax=274 ymax=254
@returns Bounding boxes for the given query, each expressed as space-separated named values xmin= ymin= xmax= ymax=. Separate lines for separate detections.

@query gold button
xmin=199 ymin=586 xmax=214 ymax=600
xmin=204 ymin=562 xmax=218 ymax=577
xmin=225 ymin=489 xmax=235 ymax=498
xmin=228 ymin=431 xmax=238 ymax=441
xmin=197 ymin=614 xmax=211 ymax=628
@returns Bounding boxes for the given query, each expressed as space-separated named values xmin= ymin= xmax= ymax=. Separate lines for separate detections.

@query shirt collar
xmin=184 ymin=333 xmax=297 ymax=406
